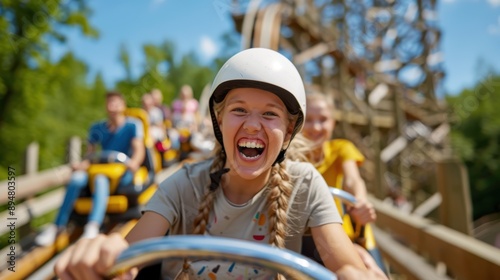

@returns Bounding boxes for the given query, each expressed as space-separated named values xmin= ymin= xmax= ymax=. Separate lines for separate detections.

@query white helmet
xmin=209 ymin=48 xmax=306 ymax=162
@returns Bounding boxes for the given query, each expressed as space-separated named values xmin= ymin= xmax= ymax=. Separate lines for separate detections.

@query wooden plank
xmin=373 ymin=225 xmax=451 ymax=280
xmin=436 ymin=159 xmax=473 ymax=235
xmin=293 ymin=42 xmax=332 ymax=65
xmin=0 ymin=232 xmax=70 ymax=280
xmin=333 ymin=111 xmax=394 ymax=128
xmin=27 ymin=220 xmax=139 ymax=280
xmin=25 ymin=142 xmax=39 ymax=175
xmin=428 ymin=123 xmax=450 ymax=144
xmin=368 ymin=84 xmax=389 ymax=106
xmin=258 ymin=3 xmax=282 ymax=49
xmin=0 ymin=165 xmax=71 ymax=204
xmin=68 ymin=137 xmax=82 ymax=165
xmin=412 ymin=192 xmax=442 ymax=217
xmin=380 ymin=136 xmax=408 ymax=163
xmin=0 ymin=188 xmax=65 ymax=235
xmin=241 ymin=0 xmax=263 ymax=49
xmin=371 ymin=196 xmax=500 ymax=279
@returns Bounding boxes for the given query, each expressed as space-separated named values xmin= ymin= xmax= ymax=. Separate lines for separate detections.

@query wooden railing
xmin=370 ymin=197 xmax=500 ymax=280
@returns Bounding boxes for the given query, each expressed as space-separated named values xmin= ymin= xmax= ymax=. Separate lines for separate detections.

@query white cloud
xmin=487 ymin=0 xmax=500 ymax=7
xmin=488 ymin=16 xmax=500 ymax=35
xmin=441 ymin=0 xmax=456 ymax=4
xmin=200 ymin=36 xmax=218 ymax=60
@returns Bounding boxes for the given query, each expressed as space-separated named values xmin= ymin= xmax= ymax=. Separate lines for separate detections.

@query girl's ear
xmin=217 ymin=112 xmax=223 ymax=127
xmin=282 ymin=121 xmax=295 ymax=148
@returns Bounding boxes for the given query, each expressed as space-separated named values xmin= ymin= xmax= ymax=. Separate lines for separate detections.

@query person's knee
xmin=94 ymin=174 xmax=108 ymax=184
xmin=94 ymin=175 xmax=110 ymax=192
xmin=121 ymin=170 xmax=134 ymax=185
xmin=68 ymin=171 xmax=88 ymax=187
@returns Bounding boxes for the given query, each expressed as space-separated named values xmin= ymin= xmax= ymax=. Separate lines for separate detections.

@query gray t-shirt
xmin=144 ymin=158 xmax=341 ymax=279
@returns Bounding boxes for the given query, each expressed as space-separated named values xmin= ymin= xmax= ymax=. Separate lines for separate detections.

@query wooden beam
xmin=380 ymin=136 xmax=408 ymax=163
xmin=25 ymin=142 xmax=39 ymax=175
xmin=258 ymin=3 xmax=283 ymax=50
xmin=333 ymin=110 xmax=394 ymax=128
xmin=412 ymin=192 xmax=442 ymax=217
xmin=368 ymin=84 xmax=390 ymax=106
xmin=373 ymin=225 xmax=452 ymax=280
xmin=371 ymin=196 xmax=500 ymax=279
xmin=0 ymin=165 xmax=71 ymax=204
xmin=0 ymin=188 xmax=65 ymax=235
xmin=293 ymin=42 xmax=333 ymax=65
xmin=436 ymin=159 xmax=473 ymax=235
xmin=241 ymin=0 xmax=263 ymax=49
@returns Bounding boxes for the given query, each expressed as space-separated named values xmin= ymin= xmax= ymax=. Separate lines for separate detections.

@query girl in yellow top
xmin=301 ymin=92 xmax=388 ymax=278
xmin=302 ymin=92 xmax=376 ymax=225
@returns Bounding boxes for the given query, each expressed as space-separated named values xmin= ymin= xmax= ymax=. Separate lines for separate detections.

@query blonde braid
xmin=192 ymin=144 xmax=226 ymax=235
xmin=266 ymin=161 xmax=293 ymax=249
xmin=192 ymin=97 xmax=228 ymax=235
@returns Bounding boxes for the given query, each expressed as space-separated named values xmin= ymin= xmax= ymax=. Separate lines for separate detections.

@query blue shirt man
xmin=35 ymin=92 xmax=145 ymax=246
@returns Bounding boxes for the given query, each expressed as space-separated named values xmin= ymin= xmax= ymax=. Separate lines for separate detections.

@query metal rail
xmin=107 ymin=236 xmax=337 ymax=280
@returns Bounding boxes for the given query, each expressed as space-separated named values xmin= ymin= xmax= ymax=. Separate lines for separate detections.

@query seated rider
xmin=142 ymin=92 xmax=166 ymax=141
xmin=302 ymin=91 xmax=376 ymax=226
xmin=300 ymin=91 xmax=386 ymax=278
xmin=35 ymin=91 xmax=145 ymax=246
xmin=171 ymin=84 xmax=199 ymax=133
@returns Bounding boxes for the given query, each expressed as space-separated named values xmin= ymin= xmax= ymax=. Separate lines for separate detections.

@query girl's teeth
xmin=240 ymin=153 xmax=260 ymax=159
xmin=239 ymin=141 xmax=263 ymax=148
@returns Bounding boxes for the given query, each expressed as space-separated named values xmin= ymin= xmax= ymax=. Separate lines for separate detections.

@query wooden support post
xmin=436 ymin=158 xmax=473 ymax=235
xmin=371 ymin=124 xmax=385 ymax=199
xmin=392 ymin=86 xmax=413 ymax=199
xmin=21 ymin=142 xmax=39 ymax=239
xmin=368 ymin=85 xmax=387 ymax=199
xmin=25 ymin=142 xmax=39 ymax=175
xmin=68 ymin=136 xmax=82 ymax=164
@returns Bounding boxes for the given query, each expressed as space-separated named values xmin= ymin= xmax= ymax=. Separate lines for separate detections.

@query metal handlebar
xmin=329 ymin=187 xmax=357 ymax=206
xmin=107 ymin=236 xmax=337 ymax=280
xmin=86 ymin=151 xmax=130 ymax=164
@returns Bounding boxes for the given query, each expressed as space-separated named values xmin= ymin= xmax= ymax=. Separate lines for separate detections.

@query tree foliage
xmin=115 ymin=41 xmax=216 ymax=108
xmin=0 ymin=0 xmax=100 ymax=178
xmin=447 ymin=74 xmax=500 ymax=220
xmin=0 ymin=1 xmax=231 ymax=180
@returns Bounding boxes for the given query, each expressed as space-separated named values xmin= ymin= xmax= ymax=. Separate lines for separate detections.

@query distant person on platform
xmin=150 ymin=88 xmax=171 ymax=124
xmin=142 ymin=92 xmax=166 ymax=141
xmin=171 ymin=84 xmax=199 ymax=132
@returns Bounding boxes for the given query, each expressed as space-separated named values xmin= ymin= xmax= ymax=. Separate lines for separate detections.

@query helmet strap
xmin=209 ymin=167 xmax=230 ymax=191
xmin=273 ymin=149 xmax=287 ymax=166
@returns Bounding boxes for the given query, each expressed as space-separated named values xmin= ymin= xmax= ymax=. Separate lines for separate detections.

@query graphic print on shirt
xmin=252 ymin=211 xmax=268 ymax=241
xmin=206 ymin=212 xmax=217 ymax=232
xmin=190 ymin=261 xmax=274 ymax=280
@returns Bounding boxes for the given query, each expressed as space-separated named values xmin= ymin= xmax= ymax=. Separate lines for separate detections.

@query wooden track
xmin=0 ymin=220 xmax=139 ymax=280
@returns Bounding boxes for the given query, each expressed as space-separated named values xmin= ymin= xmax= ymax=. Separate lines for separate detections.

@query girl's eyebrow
xmin=227 ymin=98 xmax=286 ymax=110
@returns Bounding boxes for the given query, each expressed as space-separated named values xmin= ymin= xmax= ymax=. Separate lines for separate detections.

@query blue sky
xmin=52 ymin=0 xmax=500 ymax=97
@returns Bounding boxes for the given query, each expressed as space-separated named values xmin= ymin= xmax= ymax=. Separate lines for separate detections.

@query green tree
xmin=0 ymin=0 xmax=98 ymax=129
xmin=115 ymin=40 xmax=217 ymax=108
xmin=447 ymin=74 xmax=500 ymax=220
xmin=0 ymin=0 xmax=98 ymax=178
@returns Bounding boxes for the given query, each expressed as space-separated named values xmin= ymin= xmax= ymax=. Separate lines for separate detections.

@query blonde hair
xmin=286 ymin=133 xmax=315 ymax=162
xmin=306 ymin=91 xmax=336 ymax=118
xmin=180 ymin=84 xmax=194 ymax=99
xmin=192 ymin=96 xmax=299 ymax=251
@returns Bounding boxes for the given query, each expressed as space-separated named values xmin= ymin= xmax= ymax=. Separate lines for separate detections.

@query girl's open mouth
xmin=237 ymin=139 xmax=265 ymax=159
